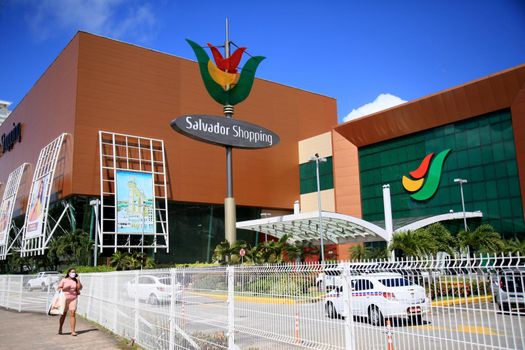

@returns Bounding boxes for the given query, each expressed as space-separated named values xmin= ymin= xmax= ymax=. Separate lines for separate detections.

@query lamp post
xmin=309 ymin=153 xmax=327 ymax=263
xmin=454 ymin=178 xmax=468 ymax=231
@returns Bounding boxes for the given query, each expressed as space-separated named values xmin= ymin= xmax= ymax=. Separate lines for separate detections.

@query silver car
xmin=492 ymin=268 xmax=525 ymax=312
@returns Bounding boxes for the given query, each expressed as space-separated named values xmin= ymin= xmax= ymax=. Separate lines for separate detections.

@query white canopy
xmin=236 ymin=211 xmax=483 ymax=243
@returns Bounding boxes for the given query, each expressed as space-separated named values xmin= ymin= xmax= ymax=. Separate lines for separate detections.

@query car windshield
xmin=378 ymin=278 xmax=413 ymax=287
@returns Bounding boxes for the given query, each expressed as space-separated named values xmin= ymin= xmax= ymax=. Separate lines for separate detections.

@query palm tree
xmin=48 ymin=229 xmax=93 ymax=265
xmin=389 ymin=229 xmax=438 ymax=258
xmin=213 ymin=241 xmax=232 ymax=265
xmin=110 ymin=251 xmax=130 ymax=270
xmin=425 ymin=223 xmax=456 ymax=255
xmin=133 ymin=252 xmax=156 ymax=269
xmin=457 ymin=224 xmax=505 ymax=256
xmin=504 ymin=237 xmax=525 ymax=255
xmin=349 ymin=244 xmax=365 ymax=261
xmin=296 ymin=241 xmax=320 ymax=262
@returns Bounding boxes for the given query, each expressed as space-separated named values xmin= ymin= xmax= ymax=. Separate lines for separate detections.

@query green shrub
xmin=244 ymin=274 xmax=313 ymax=296
xmin=192 ymin=274 xmax=228 ymax=291
xmin=63 ymin=265 xmax=116 ymax=274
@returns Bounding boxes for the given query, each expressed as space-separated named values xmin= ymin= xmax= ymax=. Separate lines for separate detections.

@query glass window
xmin=379 ymin=278 xmax=413 ymax=287
xmin=353 ymin=279 xmax=374 ymax=291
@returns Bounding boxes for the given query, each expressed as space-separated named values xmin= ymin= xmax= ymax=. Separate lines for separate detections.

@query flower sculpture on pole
xmin=186 ymin=39 xmax=265 ymax=106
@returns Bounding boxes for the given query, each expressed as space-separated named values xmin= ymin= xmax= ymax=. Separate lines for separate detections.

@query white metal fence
xmin=0 ymin=255 xmax=524 ymax=350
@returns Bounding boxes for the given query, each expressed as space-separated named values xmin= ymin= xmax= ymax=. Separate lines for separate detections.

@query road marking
xmin=456 ymin=325 xmax=501 ymax=336
xmin=413 ymin=324 xmax=501 ymax=336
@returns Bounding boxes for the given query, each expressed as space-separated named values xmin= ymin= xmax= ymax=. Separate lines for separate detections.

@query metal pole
xmin=224 ymin=18 xmax=236 ymax=245
xmin=454 ymin=178 xmax=468 ymax=232
xmin=315 ymin=157 xmax=325 ymax=263
xmin=90 ymin=199 xmax=100 ymax=267
xmin=459 ymin=182 xmax=467 ymax=231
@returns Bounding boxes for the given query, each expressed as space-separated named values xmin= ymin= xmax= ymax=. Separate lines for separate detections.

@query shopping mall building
xmin=1 ymin=32 xmax=524 ymax=262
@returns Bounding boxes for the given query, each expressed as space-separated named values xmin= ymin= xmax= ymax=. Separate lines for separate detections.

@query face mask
xmin=69 ymin=273 xmax=76 ymax=278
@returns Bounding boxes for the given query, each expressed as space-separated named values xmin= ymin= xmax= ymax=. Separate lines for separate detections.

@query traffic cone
xmin=386 ymin=319 xmax=394 ymax=350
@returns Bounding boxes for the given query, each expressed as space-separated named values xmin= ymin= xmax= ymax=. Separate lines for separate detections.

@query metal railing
xmin=0 ymin=255 xmax=524 ymax=349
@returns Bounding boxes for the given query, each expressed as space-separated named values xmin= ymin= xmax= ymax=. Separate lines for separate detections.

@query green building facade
xmin=359 ymin=109 xmax=525 ymax=237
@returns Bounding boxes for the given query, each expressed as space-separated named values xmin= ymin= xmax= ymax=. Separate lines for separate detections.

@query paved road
xmin=129 ymin=292 xmax=524 ymax=350
xmin=0 ymin=308 xmax=125 ymax=350
xmin=10 ymin=289 xmax=525 ymax=349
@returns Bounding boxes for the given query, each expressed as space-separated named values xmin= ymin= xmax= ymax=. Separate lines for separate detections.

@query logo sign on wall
xmin=0 ymin=122 xmax=22 ymax=157
xmin=116 ymin=170 xmax=155 ymax=234
xmin=171 ymin=115 xmax=280 ymax=149
xmin=25 ymin=173 xmax=52 ymax=239
xmin=402 ymin=149 xmax=451 ymax=201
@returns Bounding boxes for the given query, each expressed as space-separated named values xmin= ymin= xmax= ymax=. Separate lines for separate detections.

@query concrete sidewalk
xmin=0 ymin=308 xmax=126 ymax=349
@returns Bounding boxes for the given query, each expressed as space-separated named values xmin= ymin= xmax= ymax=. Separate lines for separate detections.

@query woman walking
xmin=57 ymin=268 xmax=83 ymax=336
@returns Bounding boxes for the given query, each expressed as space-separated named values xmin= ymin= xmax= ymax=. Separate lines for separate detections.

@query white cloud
xmin=343 ymin=93 xmax=407 ymax=122
xmin=25 ymin=0 xmax=157 ymax=43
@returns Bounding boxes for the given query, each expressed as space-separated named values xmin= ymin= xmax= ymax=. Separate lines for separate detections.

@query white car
xmin=324 ymin=273 xmax=430 ymax=326
xmin=126 ymin=275 xmax=182 ymax=305
xmin=491 ymin=268 xmax=525 ymax=312
xmin=26 ymin=271 xmax=60 ymax=291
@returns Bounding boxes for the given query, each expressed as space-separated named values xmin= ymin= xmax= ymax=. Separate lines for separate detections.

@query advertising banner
xmin=116 ymin=170 xmax=155 ymax=233
xmin=25 ymin=173 xmax=52 ymax=239
xmin=0 ymin=197 xmax=14 ymax=246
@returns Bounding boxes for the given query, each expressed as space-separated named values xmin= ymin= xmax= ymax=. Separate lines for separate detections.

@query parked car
xmin=126 ymin=275 xmax=182 ymax=305
xmin=324 ymin=272 xmax=430 ymax=326
xmin=316 ymin=266 xmax=343 ymax=291
xmin=26 ymin=271 xmax=60 ymax=291
xmin=492 ymin=268 xmax=525 ymax=312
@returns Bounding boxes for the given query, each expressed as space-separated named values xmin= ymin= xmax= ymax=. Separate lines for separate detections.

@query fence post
xmin=342 ymin=265 xmax=355 ymax=350
xmin=5 ymin=275 xmax=11 ymax=309
xmin=18 ymin=275 xmax=23 ymax=312
xmin=134 ymin=270 xmax=139 ymax=344
xmin=169 ymin=268 xmax=176 ymax=350
xmin=227 ymin=266 xmax=235 ymax=349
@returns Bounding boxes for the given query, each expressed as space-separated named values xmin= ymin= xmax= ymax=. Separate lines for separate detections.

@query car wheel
xmin=368 ymin=306 xmax=384 ymax=326
xmin=410 ymin=315 xmax=423 ymax=325
xmin=325 ymin=302 xmax=338 ymax=319
xmin=498 ymin=302 xmax=510 ymax=312
xmin=148 ymin=294 xmax=159 ymax=305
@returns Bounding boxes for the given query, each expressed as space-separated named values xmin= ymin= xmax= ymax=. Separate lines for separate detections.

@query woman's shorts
xmin=64 ymin=298 xmax=77 ymax=312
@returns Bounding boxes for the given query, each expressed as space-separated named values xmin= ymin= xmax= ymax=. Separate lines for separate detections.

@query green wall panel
xmin=300 ymin=156 xmax=334 ymax=194
xmin=359 ymin=109 xmax=525 ymax=236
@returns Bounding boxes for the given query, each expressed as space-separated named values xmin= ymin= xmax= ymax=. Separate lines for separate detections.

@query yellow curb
xmin=186 ymin=291 xmax=320 ymax=305
xmin=187 ymin=291 xmax=492 ymax=307
xmin=431 ymin=295 xmax=492 ymax=307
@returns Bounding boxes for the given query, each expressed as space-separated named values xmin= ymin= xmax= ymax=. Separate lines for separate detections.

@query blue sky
xmin=1 ymin=0 xmax=524 ymax=123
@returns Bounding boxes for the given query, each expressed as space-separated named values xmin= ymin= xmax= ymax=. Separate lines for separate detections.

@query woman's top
xmin=58 ymin=278 xmax=78 ymax=300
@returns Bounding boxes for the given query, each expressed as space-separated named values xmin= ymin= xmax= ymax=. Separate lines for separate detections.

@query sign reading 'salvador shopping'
xmin=171 ymin=115 xmax=279 ymax=149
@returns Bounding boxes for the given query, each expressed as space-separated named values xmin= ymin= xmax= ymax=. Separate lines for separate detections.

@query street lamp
xmin=260 ymin=212 xmax=271 ymax=242
xmin=309 ymin=153 xmax=327 ymax=264
xmin=454 ymin=178 xmax=468 ymax=231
